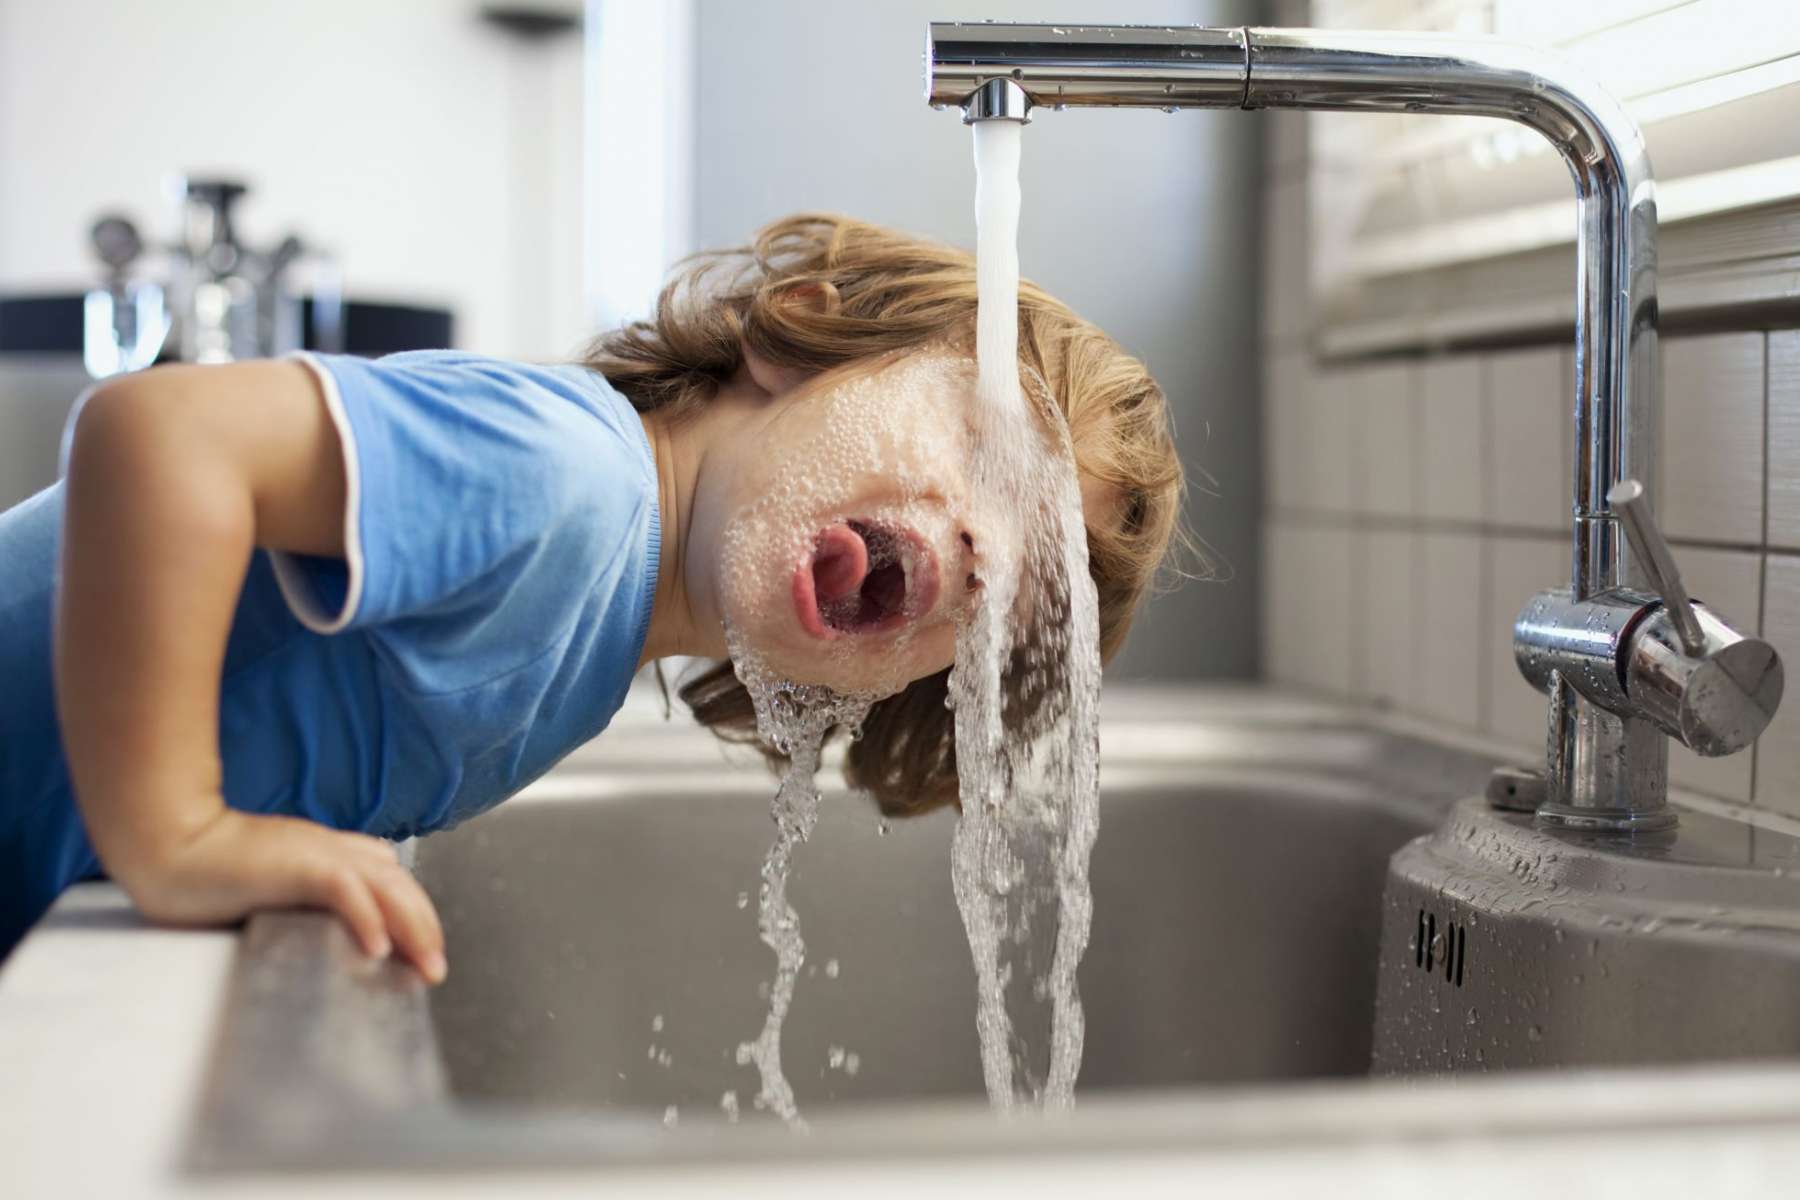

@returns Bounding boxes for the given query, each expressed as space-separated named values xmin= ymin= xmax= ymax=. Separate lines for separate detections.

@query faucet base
xmin=1535 ymin=803 xmax=1678 ymax=834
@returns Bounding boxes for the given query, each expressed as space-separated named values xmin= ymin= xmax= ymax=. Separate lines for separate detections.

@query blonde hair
xmin=578 ymin=213 xmax=1185 ymax=817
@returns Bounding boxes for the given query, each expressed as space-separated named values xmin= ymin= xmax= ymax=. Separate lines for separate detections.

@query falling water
xmin=730 ymin=649 xmax=876 ymax=1131
xmin=715 ymin=118 xmax=1100 ymax=1123
xmin=949 ymin=118 xmax=1103 ymax=1108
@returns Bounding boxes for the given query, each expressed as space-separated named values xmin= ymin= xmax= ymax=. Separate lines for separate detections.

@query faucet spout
xmin=926 ymin=21 xmax=1657 ymax=599
xmin=960 ymin=77 xmax=1032 ymax=124
xmin=922 ymin=22 xmax=1779 ymax=829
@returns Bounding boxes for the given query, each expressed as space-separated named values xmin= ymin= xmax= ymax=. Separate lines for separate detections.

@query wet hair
xmin=577 ymin=213 xmax=1188 ymax=817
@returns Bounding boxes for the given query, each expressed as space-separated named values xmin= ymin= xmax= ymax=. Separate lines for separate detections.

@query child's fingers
xmin=302 ymin=859 xmax=390 ymax=960
xmin=361 ymin=859 xmax=447 ymax=985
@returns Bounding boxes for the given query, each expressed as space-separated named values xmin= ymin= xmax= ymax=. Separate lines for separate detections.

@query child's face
xmin=696 ymin=352 xmax=991 ymax=696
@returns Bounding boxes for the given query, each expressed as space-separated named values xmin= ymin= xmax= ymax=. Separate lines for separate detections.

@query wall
xmin=0 ymin=0 xmax=586 ymax=360
xmin=1261 ymin=1 xmax=1800 ymax=818
xmin=690 ymin=0 xmax=1265 ymax=681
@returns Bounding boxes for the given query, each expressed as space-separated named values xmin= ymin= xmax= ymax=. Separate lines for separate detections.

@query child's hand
xmin=125 ymin=808 xmax=448 ymax=984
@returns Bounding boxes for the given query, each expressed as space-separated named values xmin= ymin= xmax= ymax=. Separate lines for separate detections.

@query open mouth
xmin=792 ymin=519 xmax=941 ymax=639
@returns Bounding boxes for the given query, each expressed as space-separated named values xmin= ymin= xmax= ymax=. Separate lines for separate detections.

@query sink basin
xmin=187 ymin=698 xmax=1503 ymax=1170
xmin=180 ymin=691 xmax=1800 ymax=1175
xmin=415 ymin=766 xmax=1440 ymax=1114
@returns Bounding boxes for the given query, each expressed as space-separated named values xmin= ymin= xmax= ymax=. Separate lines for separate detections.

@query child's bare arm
xmin=55 ymin=361 xmax=446 ymax=982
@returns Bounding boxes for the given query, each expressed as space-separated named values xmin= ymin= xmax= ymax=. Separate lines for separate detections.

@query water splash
xmin=729 ymin=640 xmax=877 ymax=1131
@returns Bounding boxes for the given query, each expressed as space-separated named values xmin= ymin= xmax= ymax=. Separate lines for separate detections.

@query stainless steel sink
xmin=1375 ymin=795 xmax=1800 ymax=1073
xmin=182 ymin=690 xmax=1800 ymax=1174
xmin=416 ymin=767 xmax=1443 ymax=1115
xmin=187 ymin=695 xmax=1498 ymax=1170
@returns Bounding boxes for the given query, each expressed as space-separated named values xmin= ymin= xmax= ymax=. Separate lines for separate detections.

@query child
xmin=0 ymin=214 xmax=1184 ymax=981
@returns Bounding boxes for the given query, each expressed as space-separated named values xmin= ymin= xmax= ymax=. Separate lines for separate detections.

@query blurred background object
xmin=0 ymin=0 xmax=585 ymax=509
xmin=83 ymin=177 xmax=344 ymax=379
xmin=0 ymin=0 xmax=1261 ymax=680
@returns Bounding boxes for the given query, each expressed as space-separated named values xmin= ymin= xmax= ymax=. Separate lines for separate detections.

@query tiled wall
xmin=1259 ymin=113 xmax=1800 ymax=820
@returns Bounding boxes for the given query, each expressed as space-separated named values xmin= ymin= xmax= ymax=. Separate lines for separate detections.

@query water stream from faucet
xmin=721 ymin=117 xmax=1101 ymax=1122
xmin=949 ymin=118 xmax=1103 ymax=1108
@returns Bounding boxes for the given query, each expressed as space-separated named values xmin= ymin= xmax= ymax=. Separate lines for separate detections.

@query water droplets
xmin=724 ymin=647 xmax=878 ymax=1132
xmin=824 ymin=1045 xmax=862 ymax=1076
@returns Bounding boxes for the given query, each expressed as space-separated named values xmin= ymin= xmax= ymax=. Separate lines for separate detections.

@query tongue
xmin=811 ymin=524 xmax=869 ymax=604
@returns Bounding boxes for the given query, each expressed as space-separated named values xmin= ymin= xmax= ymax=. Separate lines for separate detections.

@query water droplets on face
xmin=717 ymin=355 xmax=979 ymax=692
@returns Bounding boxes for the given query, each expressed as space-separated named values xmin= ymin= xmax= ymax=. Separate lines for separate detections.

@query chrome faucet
xmin=84 ymin=175 xmax=344 ymax=379
xmin=924 ymin=22 xmax=1784 ymax=831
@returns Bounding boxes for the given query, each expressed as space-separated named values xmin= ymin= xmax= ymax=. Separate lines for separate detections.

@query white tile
xmin=1484 ymin=535 xmax=1568 ymax=752
xmin=1756 ymin=556 xmax=1800 ymax=819
xmin=1660 ymin=333 xmax=1764 ymax=545
xmin=1415 ymin=531 xmax=1483 ymax=730
xmin=1352 ymin=361 xmax=1418 ymax=519
xmin=1263 ymin=523 xmax=1306 ymax=686
xmin=1357 ymin=529 xmax=1416 ymax=709
xmin=1770 ymin=332 xmax=1800 ymax=550
xmin=1486 ymin=346 xmax=1568 ymax=533
xmin=1308 ymin=363 xmax=1358 ymax=515
xmin=1419 ymin=357 xmax=1484 ymax=524
xmin=1263 ymin=353 xmax=1307 ymax=513
xmin=1263 ymin=521 xmax=1355 ymax=696
xmin=1667 ymin=548 xmax=1761 ymax=803
xmin=1261 ymin=176 xmax=1310 ymax=349
xmin=1303 ymin=526 xmax=1356 ymax=697
xmin=1268 ymin=354 xmax=1357 ymax=516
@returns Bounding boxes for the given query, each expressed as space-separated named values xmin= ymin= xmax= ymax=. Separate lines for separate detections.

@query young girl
xmin=0 ymin=214 xmax=1183 ymax=982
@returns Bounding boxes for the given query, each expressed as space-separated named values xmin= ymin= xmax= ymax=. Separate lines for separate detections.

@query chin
xmin=721 ymin=604 xmax=943 ymax=698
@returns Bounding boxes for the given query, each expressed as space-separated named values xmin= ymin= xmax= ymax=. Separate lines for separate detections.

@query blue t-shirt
xmin=0 ymin=350 xmax=660 ymax=953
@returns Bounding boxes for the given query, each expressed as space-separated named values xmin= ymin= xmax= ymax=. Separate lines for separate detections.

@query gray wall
xmin=692 ymin=0 xmax=1264 ymax=679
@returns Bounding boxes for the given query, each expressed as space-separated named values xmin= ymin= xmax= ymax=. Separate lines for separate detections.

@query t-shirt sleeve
xmin=268 ymin=350 xmax=652 ymax=647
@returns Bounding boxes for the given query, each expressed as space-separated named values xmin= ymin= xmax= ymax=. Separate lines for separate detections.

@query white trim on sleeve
xmin=267 ymin=352 xmax=366 ymax=635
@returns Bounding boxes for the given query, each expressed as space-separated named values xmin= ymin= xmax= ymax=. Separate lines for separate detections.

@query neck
xmin=638 ymin=364 xmax=783 ymax=668
xmin=639 ymin=407 xmax=708 ymax=666
xmin=640 ymin=394 xmax=752 ymax=672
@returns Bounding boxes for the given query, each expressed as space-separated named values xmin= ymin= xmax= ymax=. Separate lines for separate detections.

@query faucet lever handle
xmin=1608 ymin=479 xmax=1706 ymax=655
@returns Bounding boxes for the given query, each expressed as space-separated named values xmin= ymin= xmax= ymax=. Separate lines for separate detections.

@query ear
xmin=740 ymin=343 xmax=815 ymax=398
xmin=741 ymin=281 xmax=838 ymax=397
